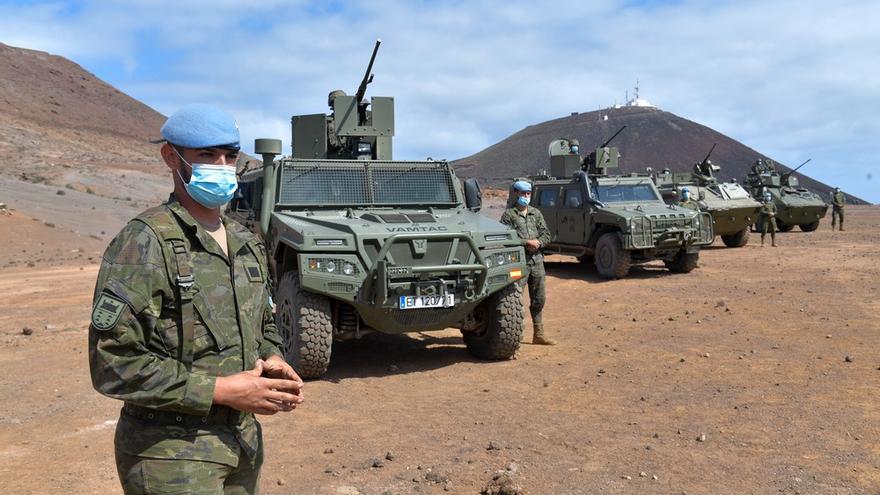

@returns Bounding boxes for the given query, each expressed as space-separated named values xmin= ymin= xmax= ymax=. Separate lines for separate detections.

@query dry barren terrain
xmin=0 ymin=206 xmax=878 ymax=495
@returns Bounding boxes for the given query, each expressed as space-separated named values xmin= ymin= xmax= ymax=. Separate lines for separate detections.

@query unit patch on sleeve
xmin=244 ymin=262 xmax=263 ymax=282
xmin=91 ymin=292 xmax=127 ymax=332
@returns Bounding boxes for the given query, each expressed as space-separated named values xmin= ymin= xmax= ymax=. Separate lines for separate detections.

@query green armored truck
xmin=652 ymin=144 xmax=761 ymax=247
xmin=743 ymin=159 xmax=828 ymax=232
xmin=529 ymin=130 xmax=714 ymax=280
xmin=229 ymin=41 xmax=527 ymax=378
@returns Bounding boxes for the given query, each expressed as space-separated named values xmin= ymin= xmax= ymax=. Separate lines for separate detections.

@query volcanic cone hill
xmin=453 ymin=106 xmax=867 ymax=204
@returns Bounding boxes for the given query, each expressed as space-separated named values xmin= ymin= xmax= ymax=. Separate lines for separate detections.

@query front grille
xmin=326 ymin=282 xmax=355 ymax=292
xmin=651 ymin=217 xmax=690 ymax=231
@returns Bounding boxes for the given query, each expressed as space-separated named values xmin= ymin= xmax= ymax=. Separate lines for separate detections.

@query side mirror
xmin=463 ymin=178 xmax=482 ymax=211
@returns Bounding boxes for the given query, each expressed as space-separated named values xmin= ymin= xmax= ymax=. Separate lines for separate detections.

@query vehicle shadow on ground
xmin=321 ymin=331 xmax=481 ymax=382
xmin=544 ymin=260 xmax=671 ymax=282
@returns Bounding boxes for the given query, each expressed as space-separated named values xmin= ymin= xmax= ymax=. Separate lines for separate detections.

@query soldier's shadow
xmin=544 ymin=260 xmax=670 ymax=282
xmin=322 ymin=331 xmax=480 ymax=382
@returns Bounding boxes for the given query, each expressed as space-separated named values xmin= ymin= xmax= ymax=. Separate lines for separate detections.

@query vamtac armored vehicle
xmin=652 ymin=144 xmax=761 ymax=247
xmin=228 ymin=40 xmax=527 ymax=378
xmin=528 ymin=128 xmax=714 ymax=280
xmin=743 ymin=158 xmax=828 ymax=232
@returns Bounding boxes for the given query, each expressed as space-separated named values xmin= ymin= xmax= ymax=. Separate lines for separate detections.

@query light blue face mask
xmin=516 ymin=195 xmax=530 ymax=207
xmin=175 ymin=150 xmax=238 ymax=208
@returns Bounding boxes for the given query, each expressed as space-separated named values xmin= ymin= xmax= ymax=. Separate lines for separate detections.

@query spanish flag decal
xmin=509 ymin=269 xmax=523 ymax=279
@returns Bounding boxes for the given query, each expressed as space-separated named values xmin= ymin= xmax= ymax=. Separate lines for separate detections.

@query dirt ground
xmin=0 ymin=206 xmax=878 ymax=495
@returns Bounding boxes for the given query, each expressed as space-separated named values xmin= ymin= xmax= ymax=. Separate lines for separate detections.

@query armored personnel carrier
xmin=743 ymin=159 xmax=828 ymax=232
xmin=652 ymin=145 xmax=761 ymax=247
xmin=230 ymin=41 xmax=527 ymax=377
xmin=529 ymin=129 xmax=714 ymax=279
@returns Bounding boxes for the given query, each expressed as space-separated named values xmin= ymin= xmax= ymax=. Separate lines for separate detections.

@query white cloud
xmin=1 ymin=0 xmax=877 ymax=201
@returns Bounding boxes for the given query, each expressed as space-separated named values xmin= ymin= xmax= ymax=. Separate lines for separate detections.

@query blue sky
xmin=1 ymin=0 xmax=877 ymax=202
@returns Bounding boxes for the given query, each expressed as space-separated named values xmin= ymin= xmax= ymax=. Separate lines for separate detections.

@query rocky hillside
xmin=453 ymin=106 xmax=867 ymax=204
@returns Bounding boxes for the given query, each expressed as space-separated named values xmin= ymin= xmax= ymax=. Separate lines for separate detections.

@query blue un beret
xmin=159 ymin=104 xmax=240 ymax=150
xmin=513 ymin=180 xmax=532 ymax=192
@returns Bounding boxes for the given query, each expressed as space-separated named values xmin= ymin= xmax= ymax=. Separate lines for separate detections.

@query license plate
xmin=399 ymin=294 xmax=455 ymax=310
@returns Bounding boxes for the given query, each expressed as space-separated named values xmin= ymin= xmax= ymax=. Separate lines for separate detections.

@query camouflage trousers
xmin=832 ymin=207 xmax=844 ymax=228
xmin=116 ymin=439 xmax=263 ymax=495
xmin=518 ymin=259 xmax=546 ymax=323
xmin=760 ymin=217 xmax=777 ymax=235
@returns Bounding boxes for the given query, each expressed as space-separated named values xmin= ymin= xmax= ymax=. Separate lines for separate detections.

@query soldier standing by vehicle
xmin=89 ymin=104 xmax=304 ymax=494
xmin=501 ymin=180 xmax=555 ymax=345
xmin=758 ymin=191 xmax=778 ymax=247
xmin=677 ymin=186 xmax=699 ymax=210
xmin=831 ymin=187 xmax=846 ymax=231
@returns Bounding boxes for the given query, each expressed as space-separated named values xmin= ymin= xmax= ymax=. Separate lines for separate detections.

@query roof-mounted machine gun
xmin=292 ymin=39 xmax=395 ymax=160
xmin=583 ymin=125 xmax=626 ymax=175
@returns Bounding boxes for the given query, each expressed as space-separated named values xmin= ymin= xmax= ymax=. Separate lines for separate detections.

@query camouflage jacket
xmin=678 ymin=198 xmax=700 ymax=210
xmin=832 ymin=191 xmax=845 ymax=208
xmin=759 ymin=201 xmax=777 ymax=219
xmin=89 ymin=196 xmax=282 ymax=466
xmin=500 ymin=206 xmax=551 ymax=264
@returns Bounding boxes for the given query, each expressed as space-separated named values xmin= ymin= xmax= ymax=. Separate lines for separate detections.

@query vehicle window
xmin=538 ymin=189 xmax=557 ymax=207
xmin=563 ymin=188 xmax=583 ymax=208
xmin=595 ymin=182 xmax=661 ymax=203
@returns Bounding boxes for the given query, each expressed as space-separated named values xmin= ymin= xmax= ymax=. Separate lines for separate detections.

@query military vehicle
xmin=652 ymin=144 xmax=761 ymax=247
xmin=229 ymin=40 xmax=527 ymax=378
xmin=529 ymin=129 xmax=714 ymax=279
xmin=743 ymin=158 xmax=828 ymax=232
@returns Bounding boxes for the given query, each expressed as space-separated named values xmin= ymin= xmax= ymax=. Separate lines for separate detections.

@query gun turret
xmin=291 ymin=39 xmax=395 ymax=160
xmin=693 ymin=143 xmax=719 ymax=181
xmin=584 ymin=126 xmax=626 ymax=175
xmin=700 ymin=143 xmax=716 ymax=168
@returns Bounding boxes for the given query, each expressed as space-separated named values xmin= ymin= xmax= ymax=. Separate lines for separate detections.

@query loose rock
xmin=21 ymin=327 xmax=34 ymax=336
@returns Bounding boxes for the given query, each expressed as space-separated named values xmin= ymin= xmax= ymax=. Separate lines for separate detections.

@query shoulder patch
xmin=91 ymin=293 xmax=127 ymax=332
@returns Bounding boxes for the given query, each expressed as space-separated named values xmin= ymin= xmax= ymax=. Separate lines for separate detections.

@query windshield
xmin=595 ymin=182 xmax=662 ymax=203
xmin=278 ymin=160 xmax=458 ymax=206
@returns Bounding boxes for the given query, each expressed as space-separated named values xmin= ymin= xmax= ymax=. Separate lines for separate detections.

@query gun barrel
xmin=784 ymin=158 xmax=811 ymax=176
xmin=600 ymin=125 xmax=627 ymax=148
xmin=701 ymin=143 xmax=717 ymax=165
xmin=355 ymin=39 xmax=382 ymax=103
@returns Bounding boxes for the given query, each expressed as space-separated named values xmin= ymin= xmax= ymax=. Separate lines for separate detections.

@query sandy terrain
xmin=0 ymin=206 xmax=878 ymax=494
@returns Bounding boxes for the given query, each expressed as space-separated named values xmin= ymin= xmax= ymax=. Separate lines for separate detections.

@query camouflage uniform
xmin=678 ymin=198 xmax=700 ymax=210
xmin=831 ymin=190 xmax=845 ymax=230
xmin=89 ymin=196 xmax=282 ymax=494
xmin=758 ymin=200 xmax=778 ymax=246
xmin=500 ymin=206 xmax=552 ymax=325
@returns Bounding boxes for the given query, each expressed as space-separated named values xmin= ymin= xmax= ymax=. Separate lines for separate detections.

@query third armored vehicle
xmin=529 ymin=130 xmax=714 ymax=279
xmin=743 ymin=159 xmax=828 ymax=232
xmin=652 ymin=144 xmax=761 ymax=247
xmin=230 ymin=41 xmax=527 ymax=377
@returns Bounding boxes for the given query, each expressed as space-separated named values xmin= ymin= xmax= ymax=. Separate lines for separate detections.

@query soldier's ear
xmin=160 ymin=143 xmax=181 ymax=171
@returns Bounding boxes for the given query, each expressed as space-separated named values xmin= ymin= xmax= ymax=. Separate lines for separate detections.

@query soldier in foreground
xmin=501 ymin=180 xmax=555 ymax=345
xmin=89 ymin=104 xmax=304 ymax=494
xmin=759 ymin=191 xmax=778 ymax=247
xmin=831 ymin=187 xmax=846 ymax=231
xmin=678 ymin=186 xmax=699 ymax=210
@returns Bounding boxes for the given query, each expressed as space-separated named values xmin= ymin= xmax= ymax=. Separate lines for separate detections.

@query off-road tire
xmin=594 ymin=232 xmax=631 ymax=279
xmin=665 ymin=250 xmax=700 ymax=273
xmin=721 ymin=228 xmax=750 ymax=248
xmin=462 ymin=283 xmax=524 ymax=360
xmin=799 ymin=221 xmax=820 ymax=232
xmin=275 ymin=271 xmax=333 ymax=379
xmin=776 ymin=221 xmax=794 ymax=232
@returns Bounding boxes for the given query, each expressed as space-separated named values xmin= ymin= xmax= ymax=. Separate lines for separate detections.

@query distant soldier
xmin=751 ymin=159 xmax=766 ymax=175
xmin=569 ymin=139 xmax=580 ymax=155
xmin=758 ymin=191 xmax=777 ymax=247
xmin=501 ymin=180 xmax=555 ymax=345
xmin=831 ymin=187 xmax=846 ymax=231
xmin=678 ymin=186 xmax=699 ymax=210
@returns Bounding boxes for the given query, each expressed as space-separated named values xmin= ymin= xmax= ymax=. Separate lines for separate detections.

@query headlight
xmin=343 ymin=263 xmax=354 ymax=275
xmin=325 ymin=261 xmax=336 ymax=273
xmin=485 ymin=256 xmax=494 ymax=267
xmin=496 ymin=253 xmax=506 ymax=265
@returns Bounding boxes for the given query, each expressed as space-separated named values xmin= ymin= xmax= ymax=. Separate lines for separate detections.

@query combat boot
xmin=532 ymin=323 xmax=556 ymax=346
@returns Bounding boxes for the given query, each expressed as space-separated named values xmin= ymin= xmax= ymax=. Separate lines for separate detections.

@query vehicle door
xmin=558 ymin=185 xmax=586 ymax=245
xmin=534 ymin=185 xmax=560 ymax=235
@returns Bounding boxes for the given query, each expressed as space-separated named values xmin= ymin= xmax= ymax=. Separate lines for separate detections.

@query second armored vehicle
xmin=530 ymin=131 xmax=714 ymax=279
xmin=652 ymin=145 xmax=761 ymax=247
xmin=743 ymin=159 xmax=828 ymax=232
xmin=230 ymin=41 xmax=527 ymax=377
